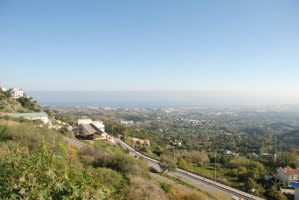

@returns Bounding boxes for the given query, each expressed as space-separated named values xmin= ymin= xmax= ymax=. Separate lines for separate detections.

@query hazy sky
xmin=1 ymin=1 xmax=299 ymax=97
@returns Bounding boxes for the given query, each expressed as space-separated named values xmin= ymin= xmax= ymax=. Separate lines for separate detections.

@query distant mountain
xmin=242 ymin=127 xmax=267 ymax=135
xmin=242 ymin=122 xmax=299 ymax=136
xmin=278 ymin=129 xmax=299 ymax=147
xmin=268 ymin=122 xmax=298 ymax=130
xmin=279 ymin=129 xmax=299 ymax=137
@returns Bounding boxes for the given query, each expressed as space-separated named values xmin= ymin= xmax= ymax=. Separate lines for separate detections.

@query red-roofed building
xmin=277 ymin=166 xmax=299 ymax=181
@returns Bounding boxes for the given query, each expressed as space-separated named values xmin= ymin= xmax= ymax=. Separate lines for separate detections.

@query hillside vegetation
xmin=0 ymin=118 xmax=213 ymax=200
xmin=0 ymin=89 xmax=41 ymax=113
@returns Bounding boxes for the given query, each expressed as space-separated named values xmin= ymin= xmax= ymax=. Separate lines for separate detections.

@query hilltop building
xmin=9 ymin=112 xmax=49 ymax=124
xmin=9 ymin=88 xmax=24 ymax=98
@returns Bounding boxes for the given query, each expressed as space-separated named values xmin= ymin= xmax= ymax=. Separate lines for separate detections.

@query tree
xmin=160 ymin=156 xmax=177 ymax=173
xmin=59 ymin=125 xmax=70 ymax=135
xmin=179 ymin=151 xmax=209 ymax=166
xmin=190 ymin=151 xmax=209 ymax=166
xmin=16 ymin=97 xmax=41 ymax=112
xmin=236 ymin=166 xmax=248 ymax=181
xmin=93 ymin=153 xmax=148 ymax=177
xmin=244 ymin=178 xmax=265 ymax=196
xmin=265 ymin=189 xmax=287 ymax=200
xmin=276 ymin=150 xmax=299 ymax=168
xmin=177 ymin=158 xmax=191 ymax=169
xmin=248 ymin=168 xmax=262 ymax=180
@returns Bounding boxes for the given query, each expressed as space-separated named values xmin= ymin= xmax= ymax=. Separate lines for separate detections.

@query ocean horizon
xmin=27 ymin=91 xmax=299 ymax=108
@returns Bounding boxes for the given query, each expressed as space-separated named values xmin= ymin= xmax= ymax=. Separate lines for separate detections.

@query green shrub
xmin=95 ymin=168 xmax=125 ymax=191
xmin=17 ymin=97 xmax=41 ymax=112
xmin=160 ymin=182 xmax=173 ymax=193
xmin=0 ymin=124 xmax=62 ymax=151
xmin=0 ymin=143 xmax=108 ymax=199
xmin=93 ymin=152 xmax=148 ymax=177
xmin=160 ymin=155 xmax=177 ymax=172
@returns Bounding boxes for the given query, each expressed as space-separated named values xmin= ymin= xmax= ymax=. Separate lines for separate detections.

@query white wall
xmin=78 ymin=119 xmax=92 ymax=125
xmin=92 ymin=121 xmax=105 ymax=132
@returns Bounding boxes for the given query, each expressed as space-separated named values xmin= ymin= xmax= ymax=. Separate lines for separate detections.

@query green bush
xmin=0 ymin=143 xmax=107 ymax=199
xmin=93 ymin=152 xmax=148 ymax=177
xmin=160 ymin=155 xmax=177 ymax=172
xmin=16 ymin=97 xmax=41 ymax=112
xmin=0 ymin=124 xmax=62 ymax=151
xmin=94 ymin=168 xmax=125 ymax=191
xmin=160 ymin=182 xmax=173 ymax=193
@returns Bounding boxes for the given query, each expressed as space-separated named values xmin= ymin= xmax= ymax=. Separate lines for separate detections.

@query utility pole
xmin=214 ymin=153 xmax=216 ymax=181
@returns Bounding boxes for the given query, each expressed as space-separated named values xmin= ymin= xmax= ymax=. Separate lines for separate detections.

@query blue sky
xmin=1 ymin=1 xmax=299 ymax=97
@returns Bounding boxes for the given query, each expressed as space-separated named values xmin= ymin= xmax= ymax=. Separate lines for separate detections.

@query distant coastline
xmin=28 ymin=91 xmax=299 ymax=111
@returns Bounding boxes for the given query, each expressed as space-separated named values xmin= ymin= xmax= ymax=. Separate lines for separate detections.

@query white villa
xmin=9 ymin=88 xmax=24 ymax=98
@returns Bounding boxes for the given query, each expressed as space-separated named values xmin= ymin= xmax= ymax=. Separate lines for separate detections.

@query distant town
xmin=2 ymin=85 xmax=299 ymax=199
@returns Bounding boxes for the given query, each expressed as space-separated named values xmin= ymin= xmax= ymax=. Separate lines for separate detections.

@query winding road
xmin=64 ymin=136 xmax=264 ymax=200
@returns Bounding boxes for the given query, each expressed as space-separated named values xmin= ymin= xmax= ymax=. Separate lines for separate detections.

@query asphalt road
xmin=64 ymin=136 xmax=264 ymax=200
xmin=114 ymin=138 xmax=264 ymax=200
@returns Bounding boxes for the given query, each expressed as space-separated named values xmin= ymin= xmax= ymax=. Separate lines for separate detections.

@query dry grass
xmin=150 ymin=173 xmax=217 ymax=200
xmin=126 ymin=176 xmax=169 ymax=200
xmin=0 ymin=119 xmax=18 ymax=126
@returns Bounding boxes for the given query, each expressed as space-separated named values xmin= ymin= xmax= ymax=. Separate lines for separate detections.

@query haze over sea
xmin=28 ymin=91 xmax=299 ymax=108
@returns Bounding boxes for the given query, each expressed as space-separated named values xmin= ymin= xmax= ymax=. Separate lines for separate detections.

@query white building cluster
xmin=120 ymin=120 xmax=134 ymax=125
xmin=1 ymin=86 xmax=25 ymax=98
